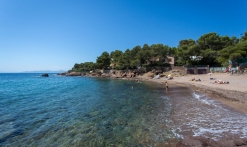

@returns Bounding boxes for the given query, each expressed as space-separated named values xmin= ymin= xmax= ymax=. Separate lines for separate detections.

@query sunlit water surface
xmin=1 ymin=73 xmax=247 ymax=146
xmin=0 ymin=73 xmax=174 ymax=146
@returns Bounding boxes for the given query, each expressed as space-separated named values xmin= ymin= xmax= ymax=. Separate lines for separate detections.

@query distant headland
xmin=20 ymin=70 xmax=67 ymax=73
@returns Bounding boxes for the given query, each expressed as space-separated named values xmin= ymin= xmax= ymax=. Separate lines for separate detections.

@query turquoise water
xmin=0 ymin=73 xmax=175 ymax=146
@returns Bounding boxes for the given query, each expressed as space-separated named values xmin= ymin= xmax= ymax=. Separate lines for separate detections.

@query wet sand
xmin=134 ymin=73 xmax=247 ymax=143
xmin=137 ymin=73 xmax=247 ymax=114
xmin=168 ymin=85 xmax=247 ymax=140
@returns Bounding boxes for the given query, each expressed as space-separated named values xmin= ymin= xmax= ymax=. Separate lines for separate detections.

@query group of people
xmin=190 ymin=77 xmax=230 ymax=84
xmin=210 ymin=77 xmax=229 ymax=84
xmin=190 ymin=78 xmax=201 ymax=82
xmin=212 ymin=80 xmax=229 ymax=84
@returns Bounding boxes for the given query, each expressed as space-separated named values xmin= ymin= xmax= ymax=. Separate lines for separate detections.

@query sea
xmin=1 ymin=73 xmax=247 ymax=146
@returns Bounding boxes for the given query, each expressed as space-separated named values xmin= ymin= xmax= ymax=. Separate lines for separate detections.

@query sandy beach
xmin=137 ymin=73 xmax=247 ymax=114
xmin=168 ymin=73 xmax=247 ymax=92
xmin=135 ymin=73 xmax=247 ymax=146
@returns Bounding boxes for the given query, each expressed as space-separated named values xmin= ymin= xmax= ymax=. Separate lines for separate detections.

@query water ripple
xmin=0 ymin=73 xmax=173 ymax=146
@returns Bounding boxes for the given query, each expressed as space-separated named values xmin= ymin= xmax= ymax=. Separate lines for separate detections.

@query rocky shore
xmin=58 ymin=68 xmax=184 ymax=78
xmin=58 ymin=70 xmax=144 ymax=78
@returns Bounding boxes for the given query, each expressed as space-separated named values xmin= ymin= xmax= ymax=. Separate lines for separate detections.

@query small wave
xmin=192 ymin=92 xmax=212 ymax=105
xmin=160 ymin=95 xmax=169 ymax=99
xmin=192 ymin=92 xmax=200 ymax=99
xmin=171 ymin=128 xmax=183 ymax=139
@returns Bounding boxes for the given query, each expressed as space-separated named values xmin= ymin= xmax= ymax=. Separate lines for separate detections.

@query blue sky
xmin=0 ymin=0 xmax=247 ymax=72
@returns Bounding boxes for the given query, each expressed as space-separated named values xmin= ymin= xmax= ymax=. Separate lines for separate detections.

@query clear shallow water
xmin=1 ymin=74 xmax=247 ymax=146
xmin=0 ymin=73 xmax=175 ymax=146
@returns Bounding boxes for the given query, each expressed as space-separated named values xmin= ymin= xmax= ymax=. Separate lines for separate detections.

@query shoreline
xmin=75 ymin=72 xmax=247 ymax=115
xmin=62 ymin=73 xmax=247 ymax=146
xmin=135 ymin=74 xmax=247 ymax=146
xmin=134 ymin=73 xmax=247 ymax=114
xmin=178 ymin=82 xmax=247 ymax=114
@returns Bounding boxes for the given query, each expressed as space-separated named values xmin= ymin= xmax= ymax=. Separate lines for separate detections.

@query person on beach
xmin=165 ymin=81 xmax=168 ymax=91
xmin=214 ymin=80 xmax=229 ymax=84
xmin=196 ymin=79 xmax=201 ymax=81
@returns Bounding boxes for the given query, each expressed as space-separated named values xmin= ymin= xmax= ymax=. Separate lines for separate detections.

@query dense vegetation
xmin=70 ymin=31 xmax=247 ymax=72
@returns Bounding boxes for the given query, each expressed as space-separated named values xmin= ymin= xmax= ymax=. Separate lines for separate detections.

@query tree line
xmin=70 ymin=31 xmax=247 ymax=72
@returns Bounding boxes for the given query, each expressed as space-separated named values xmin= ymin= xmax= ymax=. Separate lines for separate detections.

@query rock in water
xmin=41 ymin=74 xmax=49 ymax=77
xmin=57 ymin=72 xmax=67 ymax=76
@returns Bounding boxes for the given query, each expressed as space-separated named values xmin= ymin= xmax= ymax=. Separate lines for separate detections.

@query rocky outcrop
xmin=143 ymin=69 xmax=163 ymax=78
xmin=176 ymin=136 xmax=247 ymax=147
xmin=164 ymin=69 xmax=186 ymax=77
xmin=101 ymin=73 xmax=111 ymax=77
xmin=110 ymin=70 xmax=119 ymax=78
xmin=66 ymin=72 xmax=83 ymax=76
xmin=141 ymin=69 xmax=186 ymax=79
xmin=155 ymin=69 xmax=163 ymax=74
xmin=57 ymin=72 xmax=67 ymax=76
xmin=110 ymin=70 xmax=140 ymax=78
xmin=58 ymin=70 xmax=142 ymax=78
xmin=41 ymin=74 xmax=49 ymax=77
xmin=146 ymin=72 xmax=155 ymax=78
